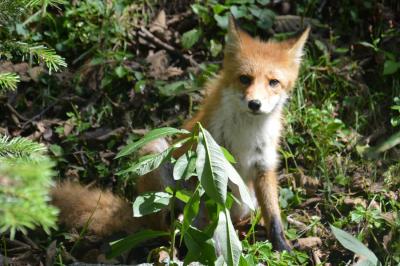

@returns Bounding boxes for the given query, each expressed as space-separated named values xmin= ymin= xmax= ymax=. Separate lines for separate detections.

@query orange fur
xmin=180 ymin=18 xmax=309 ymax=251
xmin=52 ymin=139 xmax=171 ymax=236
xmin=51 ymin=181 xmax=141 ymax=236
xmin=52 ymin=19 xmax=309 ymax=252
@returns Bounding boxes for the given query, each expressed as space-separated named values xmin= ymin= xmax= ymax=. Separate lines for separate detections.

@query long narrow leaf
xmin=330 ymin=225 xmax=380 ymax=266
xmin=116 ymin=127 xmax=189 ymax=158
xmin=224 ymin=158 xmax=255 ymax=211
xmin=107 ymin=230 xmax=169 ymax=258
xmin=180 ymin=188 xmax=201 ymax=243
xmin=213 ymin=209 xmax=242 ymax=266
xmin=117 ymin=147 xmax=172 ymax=176
xmin=196 ymin=125 xmax=228 ymax=205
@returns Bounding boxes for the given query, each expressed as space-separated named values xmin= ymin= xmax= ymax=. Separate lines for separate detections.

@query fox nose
xmin=248 ymin=100 xmax=262 ymax=111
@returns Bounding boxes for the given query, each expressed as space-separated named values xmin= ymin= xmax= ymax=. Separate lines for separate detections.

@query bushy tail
xmin=51 ymin=138 xmax=172 ymax=236
xmin=51 ymin=182 xmax=141 ymax=236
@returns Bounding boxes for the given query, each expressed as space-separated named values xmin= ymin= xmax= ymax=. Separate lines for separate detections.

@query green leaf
xmin=180 ymin=188 xmax=201 ymax=243
xmin=181 ymin=29 xmax=202 ymax=49
xmin=279 ymin=187 xmax=294 ymax=208
xmin=366 ymin=130 xmax=400 ymax=158
xmin=159 ymin=80 xmax=189 ymax=96
xmin=196 ymin=125 xmax=228 ymax=205
xmin=209 ymin=39 xmax=223 ymax=57
xmin=183 ymin=226 xmax=217 ymax=265
xmin=249 ymin=8 xmax=275 ymax=30
xmin=230 ymin=5 xmax=247 ymax=18
xmin=221 ymin=146 xmax=236 ymax=164
xmin=132 ymin=192 xmax=172 ymax=217
xmin=115 ymin=66 xmax=127 ymax=78
xmin=221 ymin=152 xmax=255 ymax=211
xmin=330 ymin=225 xmax=380 ymax=266
xmin=358 ymin=41 xmax=377 ymax=51
xmin=173 ymin=152 xmax=196 ymax=180
xmin=191 ymin=4 xmax=212 ymax=24
xmin=239 ymin=254 xmax=255 ymax=266
xmin=107 ymin=230 xmax=169 ymax=258
xmin=166 ymin=186 xmax=192 ymax=203
xmin=225 ymin=162 xmax=255 ymax=211
xmin=257 ymin=0 xmax=270 ymax=4
xmin=212 ymin=4 xmax=228 ymax=14
xmin=116 ymin=127 xmax=188 ymax=158
xmin=214 ymin=14 xmax=229 ymax=29
xmin=383 ymin=60 xmax=400 ymax=75
xmin=213 ymin=209 xmax=242 ymax=266
xmin=117 ymin=147 xmax=172 ymax=176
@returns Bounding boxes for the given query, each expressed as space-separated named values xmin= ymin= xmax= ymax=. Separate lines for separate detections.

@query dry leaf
xmin=293 ymin=237 xmax=322 ymax=250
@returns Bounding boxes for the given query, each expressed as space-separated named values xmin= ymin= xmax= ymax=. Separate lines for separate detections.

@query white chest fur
xmin=207 ymin=89 xmax=285 ymax=221
xmin=208 ymin=90 xmax=284 ymax=178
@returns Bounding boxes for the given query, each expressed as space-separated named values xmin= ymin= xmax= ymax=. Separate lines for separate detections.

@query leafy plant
xmin=112 ymin=124 xmax=255 ymax=265
xmin=241 ymin=240 xmax=308 ymax=266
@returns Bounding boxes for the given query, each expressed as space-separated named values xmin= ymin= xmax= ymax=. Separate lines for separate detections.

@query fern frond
xmin=0 ymin=72 xmax=20 ymax=93
xmin=0 ymin=135 xmax=47 ymax=159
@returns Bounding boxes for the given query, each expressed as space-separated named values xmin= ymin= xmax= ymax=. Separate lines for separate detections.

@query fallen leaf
xmin=293 ymin=237 xmax=322 ymax=250
xmin=344 ymin=197 xmax=367 ymax=208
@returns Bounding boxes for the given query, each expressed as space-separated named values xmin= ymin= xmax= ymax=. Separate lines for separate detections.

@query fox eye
xmin=269 ymin=79 xmax=280 ymax=87
xmin=239 ymin=75 xmax=252 ymax=85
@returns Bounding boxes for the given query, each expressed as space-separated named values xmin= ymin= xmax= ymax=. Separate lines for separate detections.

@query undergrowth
xmin=0 ymin=0 xmax=399 ymax=265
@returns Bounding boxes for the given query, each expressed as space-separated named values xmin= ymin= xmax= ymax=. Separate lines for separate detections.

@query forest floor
xmin=0 ymin=1 xmax=399 ymax=265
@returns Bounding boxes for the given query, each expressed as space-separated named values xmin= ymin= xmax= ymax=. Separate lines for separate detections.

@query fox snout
xmin=248 ymin=99 xmax=262 ymax=112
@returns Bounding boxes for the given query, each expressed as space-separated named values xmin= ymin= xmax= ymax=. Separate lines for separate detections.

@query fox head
xmin=221 ymin=17 xmax=310 ymax=115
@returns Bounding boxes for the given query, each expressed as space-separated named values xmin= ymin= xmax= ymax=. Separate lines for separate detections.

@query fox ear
xmin=225 ymin=15 xmax=251 ymax=53
xmin=287 ymin=27 xmax=310 ymax=64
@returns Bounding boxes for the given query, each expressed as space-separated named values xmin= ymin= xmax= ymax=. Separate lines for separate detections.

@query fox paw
xmin=270 ymin=216 xmax=292 ymax=252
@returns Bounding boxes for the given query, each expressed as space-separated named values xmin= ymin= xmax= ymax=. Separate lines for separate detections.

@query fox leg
xmin=254 ymin=170 xmax=291 ymax=251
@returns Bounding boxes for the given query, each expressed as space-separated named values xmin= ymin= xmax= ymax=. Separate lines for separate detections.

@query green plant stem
xmin=169 ymin=186 xmax=177 ymax=261
xmin=2 ymin=235 xmax=7 ymax=265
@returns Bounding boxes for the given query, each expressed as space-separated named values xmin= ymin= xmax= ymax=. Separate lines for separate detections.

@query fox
xmin=52 ymin=17 xmax=310 ymax=252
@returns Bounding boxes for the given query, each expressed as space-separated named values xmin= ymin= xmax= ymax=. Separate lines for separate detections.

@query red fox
xmin=52 ymin=17 xmax=310 ymax=252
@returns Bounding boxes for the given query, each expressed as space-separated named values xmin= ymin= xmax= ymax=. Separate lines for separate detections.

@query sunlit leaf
xmin=196 ymin=125 xmax=228 ymax=205
xmin=117 ymin=147 xmax=172 ymax=176
xmin=173 ymin=151 xmax=196 ymax=180
xmin=132 ymin=192 xmax=172 ymax=217
xmin=181 ymin=29 xmax=202 ymax=49
xmin=116 ymin=127 xmax=188 ymax=158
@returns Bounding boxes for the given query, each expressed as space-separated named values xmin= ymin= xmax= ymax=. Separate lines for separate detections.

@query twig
xmin=287 ymin=216 xmax=308 ymax=231
xmin=312 ymin=249 xmax=322 ymax=265
xmin=5 ymin=103 xmax=28 ymax=121
xmin=167 ymin=10 xmax=192 ymax=26
xmin=138 ymin=27 xmax=198 ymax=67
xmin=21 ymin=100 xmax=59 ymax=129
